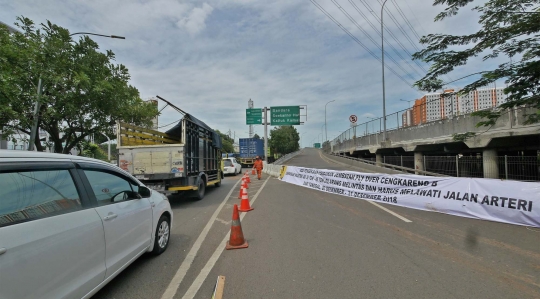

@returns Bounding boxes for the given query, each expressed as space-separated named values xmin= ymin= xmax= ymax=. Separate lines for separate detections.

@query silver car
xmin=0 ymin=151 xmax=173 ymax=299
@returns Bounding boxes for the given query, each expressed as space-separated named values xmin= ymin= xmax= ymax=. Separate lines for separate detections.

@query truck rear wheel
xmin=194 ymin=179 xmax=206 ymax=200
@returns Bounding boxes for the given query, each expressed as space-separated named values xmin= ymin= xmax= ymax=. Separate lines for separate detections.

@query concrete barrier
xmin=262 ymin=150 xmax=303 ymax=178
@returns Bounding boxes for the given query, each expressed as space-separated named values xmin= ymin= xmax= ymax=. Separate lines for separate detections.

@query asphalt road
xmin=93 ymin=148 xmax=540 ymax=299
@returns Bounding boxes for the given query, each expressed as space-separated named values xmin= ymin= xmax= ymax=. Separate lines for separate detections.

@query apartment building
xmin=402 ymin=87 xmax=507 ymax=127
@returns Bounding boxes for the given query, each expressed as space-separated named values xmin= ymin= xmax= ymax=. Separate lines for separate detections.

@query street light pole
xmin=381 ymin=0 xmax=389 ymax=142
xmin=325 ymin=100 xmax=335 ymax=142
xmin=400 ymin=98 xmax=413 ymax=109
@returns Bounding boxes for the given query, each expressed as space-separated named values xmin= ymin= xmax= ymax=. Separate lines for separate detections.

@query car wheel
xmin=195 ymin=179 xmax=206 ymax=200
xmin=152 ymin=215 xmax=170 ymax=255
xmin=234 ymin=169 xmax=238 ymax=176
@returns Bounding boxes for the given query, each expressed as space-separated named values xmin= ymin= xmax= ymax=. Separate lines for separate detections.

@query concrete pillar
xmin=414 ymin=152 xmax=424 ymax=175
xmin=376 ymin=153 xmax=383 ymax=167
xmin=483 ymin=149 xmax=499 ymax=179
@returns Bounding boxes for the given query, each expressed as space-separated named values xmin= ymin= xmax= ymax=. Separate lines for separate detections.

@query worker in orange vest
xmin=252 ymin=156 xmax=264 ymax=180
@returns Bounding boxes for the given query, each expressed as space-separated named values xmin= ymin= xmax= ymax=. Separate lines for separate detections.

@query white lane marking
xmin=181 ymin=176 xmax=271 ymax=299
xmin=160 ymin=178 xmax=242 ymax=299
xmin=367 ymin=201 xmax=412 ymax=223
xmin=215 ymin=218 xmax=230 ymax=225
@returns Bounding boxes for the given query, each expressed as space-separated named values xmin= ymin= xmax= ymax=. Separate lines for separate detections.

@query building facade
xmin=402 ymin=87 xmax=507 ymax=127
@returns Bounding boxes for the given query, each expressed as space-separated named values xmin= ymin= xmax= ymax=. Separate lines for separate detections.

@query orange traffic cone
xmin=238 ymin=184 xmax=246 ymax=199
xmin=245 ymin=173 xmax=251 ymax=183
xmin=226 ymin=204 xmax=249 ymax=250
xmin=238 ymin=188 xmax=254 ymax=212
xmin=242 ymin=177 xmax=249 ymax=189
xmin=251 ymin=169 xmax=256 ymax=175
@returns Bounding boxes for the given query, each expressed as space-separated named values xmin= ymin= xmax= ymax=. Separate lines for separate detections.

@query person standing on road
xmin=253 ymin=156 xmax=264 ymax=180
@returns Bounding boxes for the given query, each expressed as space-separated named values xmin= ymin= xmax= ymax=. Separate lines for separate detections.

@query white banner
xmin=280 ymin=166 xmax=540 ymax=228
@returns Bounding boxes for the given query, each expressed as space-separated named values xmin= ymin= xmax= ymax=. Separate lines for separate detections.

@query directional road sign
xmin=246 ymin=108 xmax=263 ymax=125
xmin=314 ymin=143 xmax=321 ymax=148
xmin=270 ymin=106 xmax=300 ymax=126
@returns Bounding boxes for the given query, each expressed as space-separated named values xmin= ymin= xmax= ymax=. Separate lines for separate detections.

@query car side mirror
xmin=138 ymin=186 xmax=152 ymax=198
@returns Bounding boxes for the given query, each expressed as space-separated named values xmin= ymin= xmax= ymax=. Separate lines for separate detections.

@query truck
xmin=238 ymin=138 xmax=264 ymax=167
xmin=116 ymin=97 xmax=223 ymax=200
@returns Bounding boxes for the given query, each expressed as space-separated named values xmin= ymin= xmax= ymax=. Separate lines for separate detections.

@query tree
xmin=413 ymin=1 xmax=540 ymax=127
xmin=269 ymin=126 xmax=299 ymax=155
xmin=252 ymin=133 xmax=260 ymax=139
xmin=215 ymin=130 xmax=234 ymax=153
xmin=0 ymin=17 xmax=157 ymax=153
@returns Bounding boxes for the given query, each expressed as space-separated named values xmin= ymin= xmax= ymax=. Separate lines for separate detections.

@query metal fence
xmin=383 ymin=156 xmax=414 ymax=169
xmin=421 ymin=155 xmax=540 ymax=181
xmin=332 ymin=153 xmax=540 ymax=181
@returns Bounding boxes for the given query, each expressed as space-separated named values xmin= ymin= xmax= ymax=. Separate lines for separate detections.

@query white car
xmin=0 ymin=150 xmax=173 ymax=299
xmin=223 ymin=157 xmax=242 ymax=176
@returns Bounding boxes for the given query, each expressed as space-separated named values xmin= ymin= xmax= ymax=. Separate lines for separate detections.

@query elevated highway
xmin=331 ymin=107 xmax=540 ymax=180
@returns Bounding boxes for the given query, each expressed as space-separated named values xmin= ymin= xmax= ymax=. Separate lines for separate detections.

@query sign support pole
xmin=263 ymin=107 xmax=268 ymax=163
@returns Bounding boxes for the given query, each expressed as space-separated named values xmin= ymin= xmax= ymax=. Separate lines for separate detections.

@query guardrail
xmin=262 ymin=150 xmax=303 ymax=178
xmin=273 ymin=150 xmax=302 ymax=165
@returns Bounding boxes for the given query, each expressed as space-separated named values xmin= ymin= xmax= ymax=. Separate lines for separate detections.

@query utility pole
xmin=381 ymin=0 xmax=389 ymax=142
xmin=263 ymin=107 xmax=268 ymax=163
xmin=325 ymin=100 xmax=335 ymax=143
xmin=248 ymin=99 xmax=254 ymax=138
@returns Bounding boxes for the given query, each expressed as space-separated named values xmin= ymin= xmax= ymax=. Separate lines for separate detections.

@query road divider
xmin=263 ymin=164 xmax=286 ymax=178
xmin=278 ymin=165 xmax=540 ymax=228
xmin=211 ymin=276 xmax=225 ymax=299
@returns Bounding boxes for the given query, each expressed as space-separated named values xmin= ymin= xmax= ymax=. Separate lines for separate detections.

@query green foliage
xmin=269 ymin=126 xmax=299 ymax=155
xmin=0 ymin=17 xmax=157 ymax=153
xmin=215 ymin=130 xmax=235 ymax=153
xmin=452 ymin=132 xmax=477 ymax=142
xmin=413 ymin=1 xmax=540 ymax=126
xmin=252 ymin=133 xmax=260 ymax=139
xmin=80 ymin=141 xmax=108 ymax=161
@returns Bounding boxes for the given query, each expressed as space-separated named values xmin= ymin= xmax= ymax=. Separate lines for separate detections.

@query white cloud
xmin=177 ymin=3 xmax=214 ymax=36
xmin=0 ymin=0 xmax=504 ymax=146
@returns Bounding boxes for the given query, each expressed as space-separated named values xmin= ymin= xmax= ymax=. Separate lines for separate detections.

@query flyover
xmin=331 ymin=106 xmax=540 ymax=180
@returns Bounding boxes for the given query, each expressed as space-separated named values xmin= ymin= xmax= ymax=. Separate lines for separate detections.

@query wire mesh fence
xmin=422 ymin=155 xmax=540 ymax=181
xmin=383 ymin=156 xmax=414 ymax=169
xmin=351 ymin=155 xmax=540 ymax=181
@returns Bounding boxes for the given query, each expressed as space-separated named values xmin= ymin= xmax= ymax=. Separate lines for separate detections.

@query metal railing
xmin=273 ymin=150 xmax=303 ymax=165
xmin=424 ymin=155 xmax=540 ymax=181
xmin=331 ymin=153 xmax=540 ymax=181
xmin=330 ymin=105 xmax=535 ymax=153
xmin=383 ymin=156 xmax=414 ymax=169
xmin=329 ymin=153 xmax=449 ymax=177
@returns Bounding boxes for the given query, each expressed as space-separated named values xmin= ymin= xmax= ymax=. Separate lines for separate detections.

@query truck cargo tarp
xmin=165 ymin=114 xmax=222 ymax=149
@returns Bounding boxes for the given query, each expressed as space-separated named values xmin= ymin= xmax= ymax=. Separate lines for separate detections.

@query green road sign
xmin=270 ymin=106 xmax=300 ymax=126
xmin=246 ymin=108 xmax=262 ymax=125
xmin=314 ymin=143 xmax=321 ymax=148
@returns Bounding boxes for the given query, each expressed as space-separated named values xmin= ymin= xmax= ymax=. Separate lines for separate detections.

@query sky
xmin=0 ymin=0 xmax=503 ymax=147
